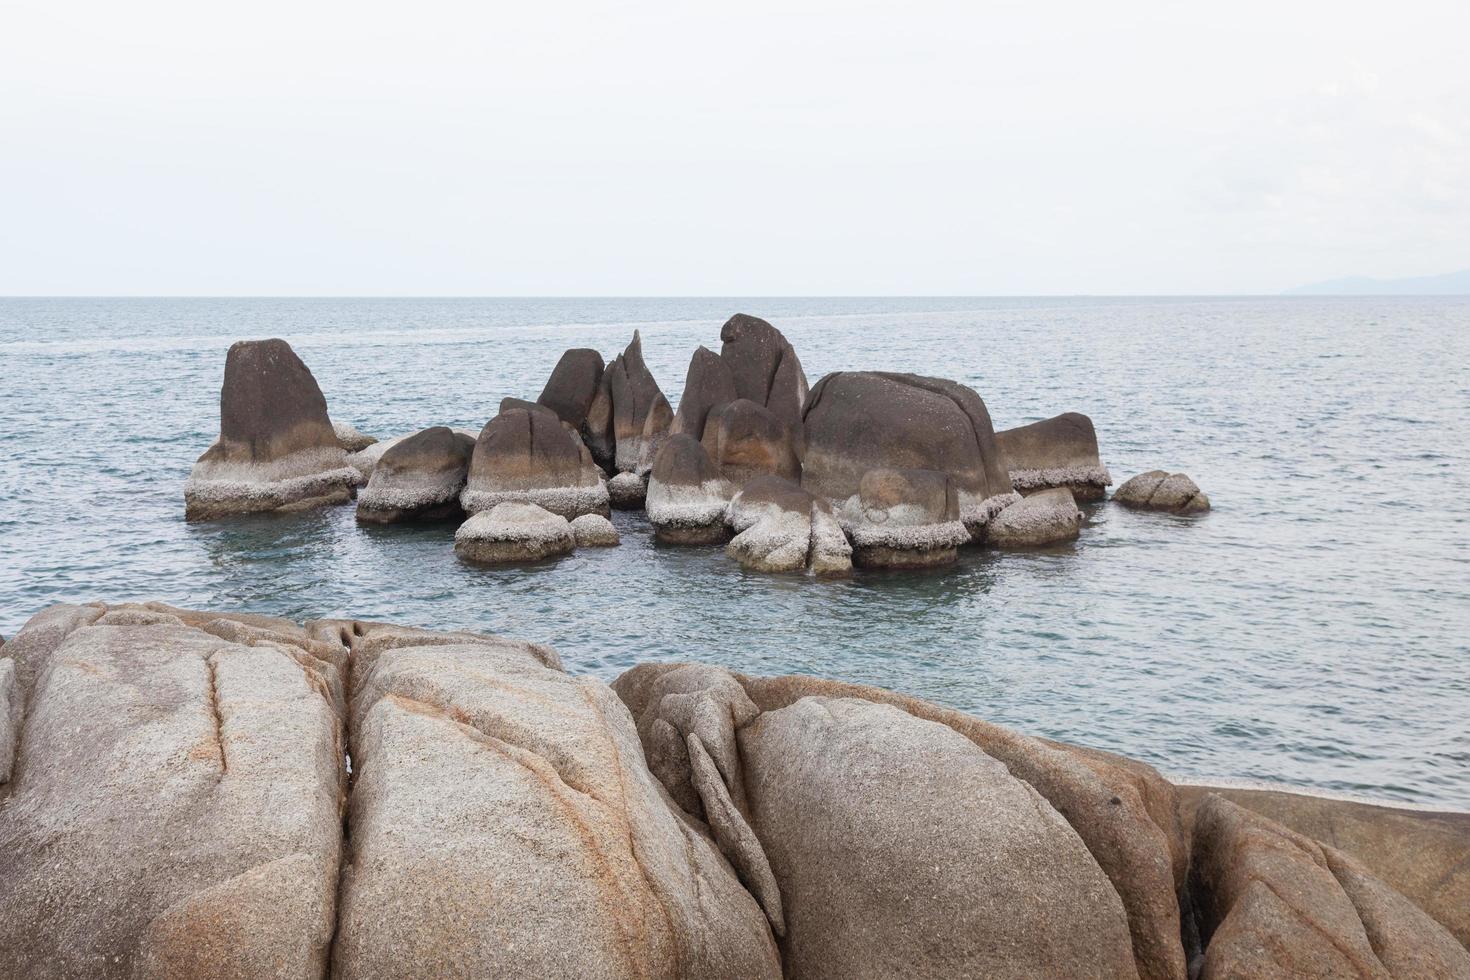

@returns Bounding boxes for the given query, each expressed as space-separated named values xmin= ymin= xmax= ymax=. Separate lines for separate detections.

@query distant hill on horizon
xmin=1284 ymin=269 xmax=1470 ymax=296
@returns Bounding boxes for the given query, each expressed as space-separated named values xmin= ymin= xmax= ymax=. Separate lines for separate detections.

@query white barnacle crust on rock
xmin=645 ymin=433 xmax=734 ymax=544
xmin=453 ymin=501 xmax=576 ymax=564
xmin=987 ymin=487 xmax=1084 ymax=548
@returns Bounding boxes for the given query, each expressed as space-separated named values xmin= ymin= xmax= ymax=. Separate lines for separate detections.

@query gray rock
xmin=607 ymin=470 xmax=648 ymax=510
xmin=535 ymin=347 xmax=606 ymax=437
xmin=719 ymin=314 xmax=808 ymax=455
xmin=1113 ymin=470 xmax=1210 ymax=513
xmin=184 ymin=339 xmax=359 ymax=520
xmin=670 ymin=346 xmax=737 ymax=440
xmin=0 ymin=658 xmax=18 ymax=784
xmin=461 ymin=407 xmax=609 ymax=518
xmin=996 ymin=412 xmax=1112 ymax=501
xmin=332 ymin=420 xmax=379 ymax=453
xmin=726 ymin=476 xmax=851 ymax=575
xmin=987 ymin=486 xmax=1083 ymax=548
xmin=803 ymin=371 xmax=1018 ymax=535
xmin=454 ymin=501 xmax=576 ymax=564
xmin=570 ymin=512 xmax=620 ymax=547
xmin=646 ymin=434 xmax=734 ymax=544
xmin=702 ymin=399 xmax=801 ymax=486
xmin=606 ymin=330 xmax=672 ymax=475
xmin=841 ymin=467 xmax=971 ymax=568
xmin=356 ymin=426 xmax=475 ymax=524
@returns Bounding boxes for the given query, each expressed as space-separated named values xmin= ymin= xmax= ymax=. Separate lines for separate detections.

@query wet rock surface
xmin=988 ymin=486 xmax=1084 ymax=548
xmin=726 ymin=475 xmax=852 ymax=575
xmin=461 ymin=406 xmax=609 ymax=519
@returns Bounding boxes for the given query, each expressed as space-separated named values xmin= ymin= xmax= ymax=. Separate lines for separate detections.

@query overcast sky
xmin=2 ymin=1 xmax=1466 ymax=295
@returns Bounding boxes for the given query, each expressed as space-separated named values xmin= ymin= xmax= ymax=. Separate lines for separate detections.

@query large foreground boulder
xmin=997 ymin=412 xmax=1112 ymax=501
xmin=1114 ymin=471 xmax=1211 ymax=513
xmin=461 ymin=407 xmax=609 ymax=518
xmin=0 ymin=603 xmax=345 ymax=978
xmin=454 ymin=501 xmax=576 ymax=564
xmin=987 ymin=486 xmax=1083 ymax=548
xmin=841 ymin=467 xmax=971 ymax=568
xmin=719 ymin=314 xmax=808 ymax=453
xmin=356 ymin=426 xmax=475 ymax=524
xmin=184 ymin=339 xmax=360 ymax=520
xmin=802 ymin=371 xmax=1018 ymax=535
xmin=645 ymin=434 xmax=734 ymax=544
xmin=727 ymin=476 xmax=851 ymax=575
xmin=331 ymin=625 xmax=781 ymax=978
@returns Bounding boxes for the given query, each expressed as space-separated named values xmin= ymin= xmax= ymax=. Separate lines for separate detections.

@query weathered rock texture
xmin=605 ymin=330 xmax=672 ymax=475
xmin=802 ymin=371 xmax=1018 ymax=535
xmin=331 ymin=624 xmax=781 ymax=979
xmin=645 ymin=434 xmax=734 ymax=544
xmin=1114 ymin=470 xmax=1211 ymax=513
xmin=570 ymin=512 xmax=620 ymax=547
xmin=461 ymin=407 xmax=609 ymax=518
xmin=0 ymin=602 xmax=345 ymax=979
xmin=332 ymin=420 xmax=378 ymax=453
xmin=671 ymin=345 xmax=737 ymax=441
xmin=702 ymin=398 xmax=801 ymax=486
xmin=988 ymin=486 xmax=1084 ymax=548
xmin=840 ymin=467 xmax=971 ymax=568
xmin=536 ymin=347 xmax=606 ymax=438
xmin=184 ymin=339 xmax=360 ymax=520
xmin=356 ymin=426 xmax=475 ymax=524
xmin=454 ymin=501 xmax=576 ymax=564
xmin=997 ymin=412 xmax=1112 ymax=501
xmin=718 ymin=314 xmax=808 ymax=455
xmin=726 ymin=476 xmax=852 ymax=575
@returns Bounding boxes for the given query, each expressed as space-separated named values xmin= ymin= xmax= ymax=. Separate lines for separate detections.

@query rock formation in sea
xmin=2 ymin=602 xmax=1464 ymax=978
xmin=802 ymin=371 xmax=1019 ymax=538
xmin=726 ymin=475 xmax=852 ymax=575
xmin=332 ymin=420 xmax=378 ymax=453
xmin=702 ymin=398 xmax=802 ymax=487
xmin=645 ymin=433 xmax=735 ymax=544
xmin=604 ymin=330 xmax=673 ymax=488
xmin=453 ymin=501 xmax=577 ymax=564
xmin=987 ymin=486 xmax=1084 ymax=548
xmin=535 ymin=347 xmax=607 ymax=449
xmin=184 ymin=339 xmax=361 ymax=520
xmin=355 ymin=426 xmax=475 ymax=524
xmin=839 ymin=467 xmax=972 ymax=568
xmin=719 ymin=313 xmax=809 ymax=456
xmin=1114 ymin=470 xmax=1211 ymax=513
xmin=670 ymin=345 xmax=738 ymax=441
xmin=996 ymin=411 xmax=1112 ymax=501
xmin=460 ymin=406 xmax=609 ymax=519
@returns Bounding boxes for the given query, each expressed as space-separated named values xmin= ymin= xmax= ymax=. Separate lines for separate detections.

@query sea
xmin=1 ymin=296 xmax=1466 ymax=806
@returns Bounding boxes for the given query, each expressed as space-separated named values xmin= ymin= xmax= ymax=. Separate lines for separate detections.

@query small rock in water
xmin=1113 ymin=470 xmax=1210 ymax=513
xmin=987 ymin=487 xmax=1083 ymax=548
xmin=570 ymin=513 xmax=620 ymax=547
xmin=454 ymin=502 xmax=576 ymax=564
xmin=356 ymin=426 xmax=474 ymax=524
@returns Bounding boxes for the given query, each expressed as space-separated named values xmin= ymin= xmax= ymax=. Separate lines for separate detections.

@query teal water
xmin=1 ymin=296 xmax=1467 ymax=805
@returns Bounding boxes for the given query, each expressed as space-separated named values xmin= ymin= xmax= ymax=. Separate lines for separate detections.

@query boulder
xmin=802 ymin=371 xmax=1018 ymax=535
xmin=184 ymin=339 xmax=360 ymax=520
xmin=670 ymin=346 xmax=737 ymax=440
xmin=0 ymin=607 xmax=345 ymax=978
xmin=332 ymin=420 xmax=379 ymax=453
xmin=606 ymin=330 xmax=672 ymax=475
xmin=1190 ymin=794 xmax=1470 ymax=978
xmin=535 ymin=347 xmax=606 ymax=438
xmin=569 ymin=512 xmax=620 ymax=547
xmin=840 ymin=467 xmax=971 ymax=568
xmin=607 ymin=470 xmax=648 ymax=510
xmin=345 ymin=434 xmax=404 ymax=482
xmin=356 ymin=426 xmax=475 ymax=524
xmin=453 ymin=501 xmax=575 ymax=565
xmin=645 ymin=434 xmax=734 ymax=544
xmin=497 ymin=395 xmax=558 ymax=418
xmin=740 ymin=696 xmax=1141 ymax=979
xmin=726 ymin=476 xmax=851 ymax=575
xmin=718 ymin=314 xmax=808 ymax=453
xmin=987 ymin=486 xmax=1083 ymax=548
xmin=461 ymin=407 xmax=609 ymax=519
xmin=331 ymin=629 xmax=781 ymax=978
xmin=996 ymin=412 xmax=1112 ymax=501
xmin=702 ymin=399 xmax=801 ymax=486
xmin=1113 ymin=471 xmax=1210 ymax=513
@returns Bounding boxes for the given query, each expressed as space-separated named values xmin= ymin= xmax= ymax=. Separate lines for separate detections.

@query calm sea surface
xmin=1 ymin=297 xmax=1467 ymax=806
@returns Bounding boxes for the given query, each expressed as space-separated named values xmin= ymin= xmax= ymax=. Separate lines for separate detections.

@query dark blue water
xmin=2 ymin=296 xmax=1467 ymax=805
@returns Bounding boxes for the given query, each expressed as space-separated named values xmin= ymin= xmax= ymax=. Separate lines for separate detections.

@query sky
xmin=1 ymin=1 xmax=1466 ymax=296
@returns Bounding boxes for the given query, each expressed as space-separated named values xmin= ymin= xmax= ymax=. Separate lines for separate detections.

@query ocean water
xmin=1 ymin=296 xmax=1467 ymax=807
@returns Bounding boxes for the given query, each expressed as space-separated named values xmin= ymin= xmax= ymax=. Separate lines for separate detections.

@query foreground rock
xmin=802 ymin=371 xmax=1018 ymax=536
xmin=356 ymin=426 xmax=475 ymax=524
xmin=997 ymin=412 xmax=1112 ymax=501
xmin=645 ymin=434 xmax=734 ymax=544
xmin=1191 ymin=794 xmax=1470 ymax=978
xmin=841 ymin=467 xmax=971 ymax=568
xmin=988 ymin=486 xmax=1083 ymax=548
xmin=332 ymin=623 xmax=780 ymax=978
xmin=727 ymin=476 xmax=851 ymax=574
xmin=1114 ymin=470 xmax=1211 ymax=513
xmin=0 ymin=602 xmax=344 ymax=978
xmin=454 ymin=501 xmax=575 ymax=564
xmin=461 ymin=407 xmax=609 ymax=518
xmin=184 ymin=339 xmax=360 ymax=520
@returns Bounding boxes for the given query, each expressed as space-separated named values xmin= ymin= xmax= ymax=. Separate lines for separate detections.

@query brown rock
xmin=843 ymin=467 xmax=971 ymax=568
xmin=701 ymin=398 xmax=801 ymax=486
xmin=996 ymin=412 xmax=1112 ymax=501
xmin=645 ymin=434 xmax=733 ymax=544
xmin=1113 ymin=470 xmax=1210 ymax=513
xmin=671 ymin=346 xmax=737 ymax=440
xmin=453 ymin=501 xmax=576 ymax=564
xmin=726 ymin=475 xmax=851 ymax=575
xmin=536 ymin=347 xmax=606 ymax=435
xmin=356 ymin=426 xmax=475 ymax=524
xmin=718 ymin=314 xmax=809 ymax=454
xmin=606 ymin=330 xmax=672 ymax=474
xmin=461 ymin=407 xmax=609 ymax=518
xmin=332 ymin=420 xmax=378 ymax=453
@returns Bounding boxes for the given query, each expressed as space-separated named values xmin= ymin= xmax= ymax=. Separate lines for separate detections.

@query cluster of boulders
xmin=183 ymin=315 xmax=1211 ymax=571
xmin=2 ymin=603 xmax=1464 ymax=978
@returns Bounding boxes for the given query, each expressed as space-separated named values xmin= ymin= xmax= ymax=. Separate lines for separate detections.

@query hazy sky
xmin=2 ymin=1 xmax=1466 ymax=295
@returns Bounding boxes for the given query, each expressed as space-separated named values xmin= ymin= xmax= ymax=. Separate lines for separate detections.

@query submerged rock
xmin=841 ymin=468 xmax=971 ymax=569
xmin=569 ymin=512 xmax=620 ymax=547
xmin=184 ymin=338 xmax=360 ymax=520
xmin=645 ymin=434 xmax=734 ymax=544
xmin=802 ymin=371 xmax=1017 ymax=536
xmin=333 ymin=420 xmax=379 ymax=453
xmin=1113 ymin=471 xmax=1210 ymax=513
xmin=727 ymin=476 xmax=851 ymax=575
xmin=702 ymin=398 xmax=801 ymax=486
xmin=996 ymin=412 xmax=1112 ymax=501
xmin=453 ymin=501 xmax=576 ymax=564
xmin=461 ymin=407 xmax=609 ymax=519
xmin=356 ymin=426 xmax=475 ymax=524
xmin=987 ymin=486 xmax=1083 ymax=548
